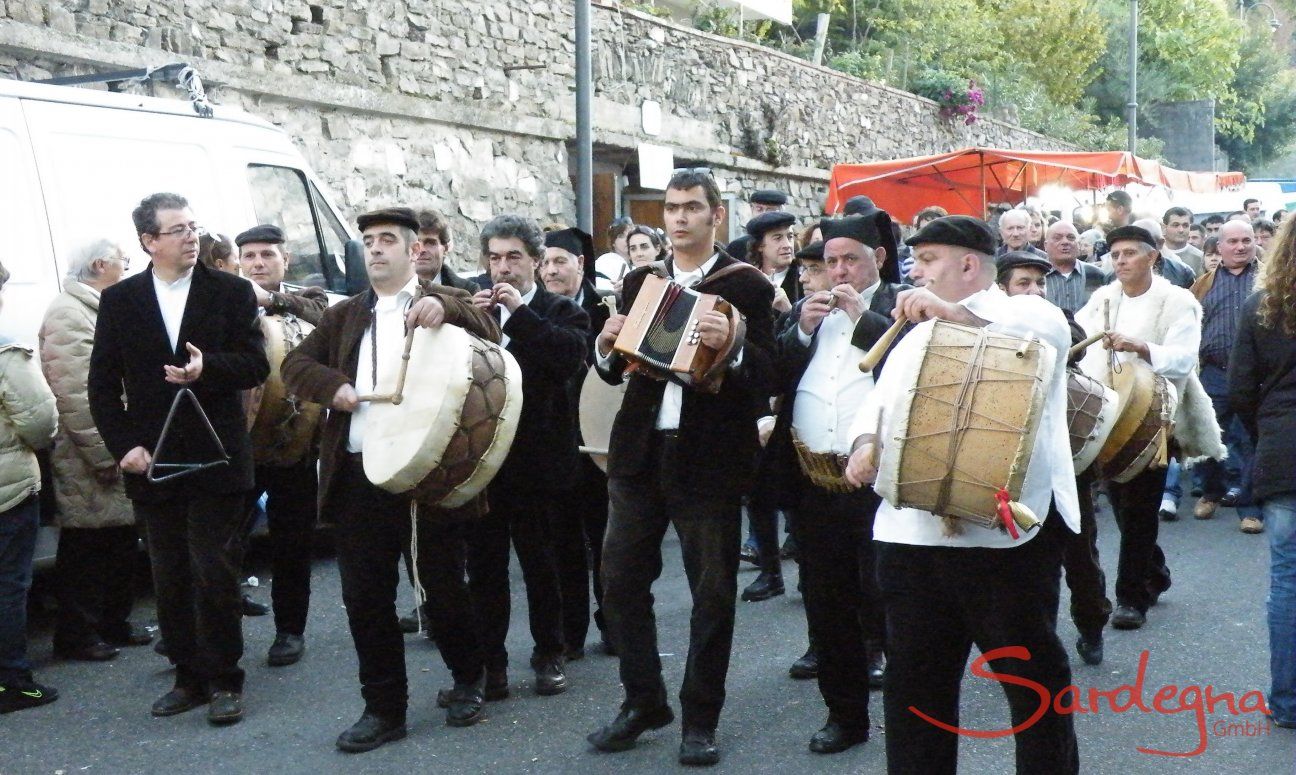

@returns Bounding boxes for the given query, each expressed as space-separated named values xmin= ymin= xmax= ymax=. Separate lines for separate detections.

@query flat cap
xmin=823 ymin=210 xmax=902 ymax=282
xmin=357 ymin=207 xmax=420 ymax=234
xmin=234 ymin=224 xmax=285 ymax=247
xmin=750 ymin=189 xmax=787 ymax=206
xmin=745 ymin=211 xmax=797 ymax=240
xmin=905 ymin=215 xmax=997 ymax=256
xmin=1105 ymin=225 xmax=1158 ymax=250
xmin=996 ymin=249 xmax=1052 ymax=275
xmin=724 ymin=235 xmax=751 ymax=263
xmin=842 ymin=195 xmax=877 ymax=217
xmin=795 ymin=241 xmax=824 ymax=262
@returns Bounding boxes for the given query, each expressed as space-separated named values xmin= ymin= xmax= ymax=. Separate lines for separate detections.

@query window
xmin=247 ymin=164 xmax=349 ymax=291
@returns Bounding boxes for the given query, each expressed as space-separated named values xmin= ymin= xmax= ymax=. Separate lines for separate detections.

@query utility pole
xmin=1127 ymin=0 xmax=1138 ymax=154
xmin=575 ymin=0 xmax=593 ymax=233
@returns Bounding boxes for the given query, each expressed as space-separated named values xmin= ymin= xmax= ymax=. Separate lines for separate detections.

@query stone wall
xmin=0 ymin=0 xmax=1077 ymax=267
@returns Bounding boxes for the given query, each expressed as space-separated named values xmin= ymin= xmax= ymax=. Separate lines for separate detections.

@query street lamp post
xmin=1127 ymin=0 xmax=1138 ymax=154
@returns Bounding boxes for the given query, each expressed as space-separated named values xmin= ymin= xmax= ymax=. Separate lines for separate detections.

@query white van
xmin=0 ymin=74 xmax=362 ymax=567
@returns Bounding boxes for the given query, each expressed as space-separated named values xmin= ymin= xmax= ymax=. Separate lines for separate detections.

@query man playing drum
xmin=843 ymin=215 xmax=1081 ymax=775
xmin=1073 ymin=225 xmax=1224 ymax=631
xmin=281 ymin=208 xmax=499 ymax=752
xmin=235 ymin=224 xmax=327 ymax=668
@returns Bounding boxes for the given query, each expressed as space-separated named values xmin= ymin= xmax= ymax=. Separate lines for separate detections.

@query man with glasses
xmin=89 ymin=193 xmax=269 ymax=726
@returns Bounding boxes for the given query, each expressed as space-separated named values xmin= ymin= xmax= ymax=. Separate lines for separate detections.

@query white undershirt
xmin=653 ymin=254 xmax=719 ymax=430
xmin=151 ymin=268 xmax=194 ymax=352
xmin=791 ymin=282 xmax=879 ymax=454
xmin=348 ymin=276 xmax=418 ymax=453
xmin=498 ymin=283 xmax=538 ymax=349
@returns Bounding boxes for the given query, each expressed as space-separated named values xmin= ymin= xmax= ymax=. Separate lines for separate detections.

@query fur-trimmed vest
xmin=1075 ymin=277 xmax=1225 ymax=464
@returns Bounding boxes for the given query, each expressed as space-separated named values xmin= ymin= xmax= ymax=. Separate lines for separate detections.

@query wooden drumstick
xmin=858 ymin=317 xmax=906 ymax=372
xmin=1067 ymin=330 xmax=1108 ymax=361
xmin=356 ymin=327 xmax=417 ymax=405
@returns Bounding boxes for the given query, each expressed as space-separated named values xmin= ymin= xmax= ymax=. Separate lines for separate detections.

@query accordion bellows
xmin=613 ymin=274 xmax=741 ymax=393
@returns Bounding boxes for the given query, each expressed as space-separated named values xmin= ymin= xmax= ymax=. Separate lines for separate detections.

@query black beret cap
xmin=544 ymin=227 xmax=595 ymax=275
xmin=724 ymin=235 xmax=751 ymax=263
xmin=357 ymin=207 xmax=420 ymax=234
xmin=745 ymin=211 xmax=797 ymax=240
xmin=905 ymin=215 xmax=997 ymax=256
xmin=795 ymin=240 xmax=824 ymax=262
xmin=1105 ymin=225 xmax=1158 ymax=250
xmin=750 ymin=189 xmax=787 ymax=206
xmin=997 ymin=249 xmax=1052 ymax=276
xmin=234 ymin=224 xmax=285 ymax=247
xmin=842 ymin=195 xmax=877 ymax=216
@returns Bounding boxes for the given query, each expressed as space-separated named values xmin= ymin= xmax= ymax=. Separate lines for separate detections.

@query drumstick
xmin=1067 ymin=330 xmax=1108 ymax=361
xmin=356 ymin=327 xmax=417 ymax=405
xmin=858 ymin=317 xmax=906 ymax=372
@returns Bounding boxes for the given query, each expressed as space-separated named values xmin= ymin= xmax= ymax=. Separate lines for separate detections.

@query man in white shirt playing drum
xmin=843 ymin=215 xmax=1081 ymax=775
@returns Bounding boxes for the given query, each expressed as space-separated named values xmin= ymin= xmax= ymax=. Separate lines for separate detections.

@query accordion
xmin=613 ymin=274 xmax=744 ymax=393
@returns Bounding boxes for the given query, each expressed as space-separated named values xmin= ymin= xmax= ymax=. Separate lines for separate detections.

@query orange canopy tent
xmin=824 ymin=147 xmax=1246 ymax=224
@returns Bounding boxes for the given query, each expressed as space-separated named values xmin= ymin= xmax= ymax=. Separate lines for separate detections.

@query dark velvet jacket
xmin=1229 ymin=291 xmax=1296 ymax=502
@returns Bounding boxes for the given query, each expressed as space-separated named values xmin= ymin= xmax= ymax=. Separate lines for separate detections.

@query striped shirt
xmin=1200 ymin=263 xmax=1257 ymax=369
xmin=1045 ymin=262 xmax=1107 ymax=313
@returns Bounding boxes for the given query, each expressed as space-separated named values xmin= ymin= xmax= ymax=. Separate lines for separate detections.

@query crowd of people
xmin=0 ymin=171 xmax=1293 ymax=774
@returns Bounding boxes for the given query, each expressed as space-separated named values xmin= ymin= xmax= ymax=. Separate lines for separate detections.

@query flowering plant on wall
xmin=913 ymin=71 xmax=985 ymax=126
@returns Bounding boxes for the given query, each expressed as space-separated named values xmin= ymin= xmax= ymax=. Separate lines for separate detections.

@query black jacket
xmin=597 ymin=254 xmax=775 ymax=498
xmin=88 ymin=262 xmax=270 ymax=501
xmin=1229 ymin=291 xmax=1296 ymax=502
xmin=576 ymin=278 xmax=614 ymax=366
xmin=494 ymin=284 xmax=590 ymax=492
xmin=438 ymin=265 xmax=480 ymax=294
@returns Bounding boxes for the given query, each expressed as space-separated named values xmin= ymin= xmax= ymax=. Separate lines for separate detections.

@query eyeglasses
xmin=154 ymin=224 xmax=206 ymax=239
xmin=112 ymin=254 xmax=132 ymax=269
xmin=673 ymin=166 xmax=713 ymax=176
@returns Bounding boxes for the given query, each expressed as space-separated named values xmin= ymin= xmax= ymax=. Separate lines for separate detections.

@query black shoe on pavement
xmin=53 ymin=640 xmax=120 ymax=662
xmin=866 ymin=649 xmax=886 ymax=689
xmin=789 ymin=647 xmax=819 ymax=680
xmin=444 ymin=681 xmax=486 ymax=727
xmin=780 ymin=535 xmax=799 ymax=561
xmin=679 ymin=727 xmax=720 ymax=767
xmin=485 ymin=667 xmax=509 ymax=701
xmin=565 ymin=646 xmax=586 ymax=661
xmin=809 ymin=719 xmax=869 ymax=754
xmin=587 ymin=704 xmax=675 ymax=752
xmin=1076 ymin=632 xmax=1104 ymax=665
xmin=1221 ymin=487 xmax=1243 ymax=507
xmin=208 ymin=690 xmax=243 ymax=725
xmin=241 ymin=594 xmax=270 ymax=617
xmin=599 ymin=631 xmax=618 ymax=656
xmin=0 ymin=677 xmax=59 ymax=714
xmin=267 ymin=633 xmax=305 ymax=667
xmin=101 ymin=622 xmax=156 ymax=647
xmin=741 ymin=571 xmax=785 ymax=602
xmin=397 ymin=606 xmax=428 ymax=634
xmin=1111 ymin=605 xmax=1146 ymax=630
xmin=336 ymin=711 xmax=407 ymax=753
xmin=739 ymin=540 xmax=759 ymax=566
xmin=151 ymin=686 xmax=210 ymax=717
xmin=533 ymin=657 xmax=568 ymax=696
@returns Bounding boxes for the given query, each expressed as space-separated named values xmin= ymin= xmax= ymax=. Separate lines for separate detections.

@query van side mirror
xmin=344 ymin=239 xmax=368 ymax=295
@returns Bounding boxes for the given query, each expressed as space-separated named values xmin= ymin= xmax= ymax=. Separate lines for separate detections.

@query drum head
xmin=1067 ymin=371 xmax=1119 ymax=473
xmin=578 ymin=365 xmax=626 ymax=472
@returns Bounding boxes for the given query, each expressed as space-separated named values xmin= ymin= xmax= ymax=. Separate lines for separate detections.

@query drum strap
xmin=408 ymin=501 xmax=428 ymax=634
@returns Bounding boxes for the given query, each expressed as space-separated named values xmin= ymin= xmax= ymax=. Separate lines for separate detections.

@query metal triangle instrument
xmin=147 ymin=387 xmax=231 ymax=483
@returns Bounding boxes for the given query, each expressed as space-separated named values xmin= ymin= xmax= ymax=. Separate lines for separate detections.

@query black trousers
xmin=551 ymin=455 xmax=609 ymax=651
xmin=136 ymin=491 xmax=248 ymax=692
xmin=467 ymin=484 xmax=565 ymax=670
xmin=53 ymin=525 xmax=139 ymax=649
xmin=602 ymin=432 xmax=741 ymax=733
xmin=797 ymin=484 xmax=883 ymax=730
xmin=1062 ymin=469 xmax=1111 ymax=635
xmin=747 ymin=500 xmax=782 ymax=572
xmin=876 ymin=513 xmax=1078 ymax=775
xmin=1107 ymin=465 xmax=1172 ymax=613
xmin=251 ymin=461 xmax=317 ymax=636
xmin=333 ymin=458 xmax=483 ymax=719
xmin=417 ymin=518 xmax=482 ymax=686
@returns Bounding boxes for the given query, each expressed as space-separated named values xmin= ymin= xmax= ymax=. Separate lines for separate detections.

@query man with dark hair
xmin=1254 ymin=219 xmax=1277 ymax=252
xmin=467 ymin=214 xmax=590 ymax=699
xmin=89 ymin=192 xmax=270 ymax=725
xmin=745 ymin=211 xmax=800 ymax=318
xmin=1228 ymin=210 xmax=1251 ymax=223
xmin=414 ymin=210 xmax=478 ymax=293
xmin=588 ymin=168 xmax=774 ymax=767
xmin=1189 ymin=222 xmax=1206 ymax=250
xmin=1105 ymin=190 xmax=1133 ymax=228
xmin=1203 ymin=213 xmax=1227 ymax=238
xmin=1162 ymin=206 xmax=1204 ymax=276
xmin=281 ymin=207 xmax=498 ymax=750
xmin=1245 ymin=198 xmax=1262 ymax=221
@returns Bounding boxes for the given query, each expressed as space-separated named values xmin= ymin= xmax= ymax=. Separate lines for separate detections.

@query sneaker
xmin=1240 ymin=517 xmax=1264 ymax=534
xmin=1158 ymin=498 xmax=1179 ymax=522
xmin=0 ymin=678 xmax=59 ymax=714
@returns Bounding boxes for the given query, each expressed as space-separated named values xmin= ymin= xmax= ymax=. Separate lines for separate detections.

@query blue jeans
xmin=0 ymin=495 xmax=39 ymax=683
xmin=1267 ymin=495 xmax=1296 ymax=724
xmin=1163 ymin=458 xmax=1182 ymax=503
xmin=1197 ymin=364 xmax=1262 ymax=520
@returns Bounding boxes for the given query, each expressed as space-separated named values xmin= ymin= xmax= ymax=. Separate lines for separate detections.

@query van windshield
xmin=247 ymin=164 xmax=349 ymax=292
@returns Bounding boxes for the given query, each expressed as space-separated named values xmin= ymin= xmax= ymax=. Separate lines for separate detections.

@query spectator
xmin=1078 ymin=228 xmax=1106 ymax=264
xmin=1245 ymin=198 xmax=1263 ymax=221
xmin=1255 ymin=219 xmax=1277 ymax=253
xmin=0 ymin=258 xmax=60 ymax=714
xmin=996 ymin=209 xmax=1046 ymax=259
xmin=39 ymin=239 xmax=151 ymax=664
xmin=913 ymin=206 xmax=948 ymax=231
xmin=1272 ymin=210 xmax=1286 ymax=225
xmin=1227 ymin=211 xmax=1250 ymax=223
xmin=1162 ymin=207 xmax=1204 ymax=276
xmin=1189 ymin=223 xmax=1206 ymax=250
xmin=593 ymin=216 xmax=635 ymax=293
xmin=799 ymin=220 xmax=823 ymax=248
xmin=1105 ymin=190 xmax=1133 ymax=229
xmin=1027 ymin=207 xmax=1047 ymax=249
xmin=198 ymin=232 xmax=239 ymax=275
xmin=1203 ymin=236 xmax=1222 ymax=274
xmin=1043 ymin=221 xmax=1106 ymax=313
xmin=1202 ymin=214 xmax=1226 ymax=239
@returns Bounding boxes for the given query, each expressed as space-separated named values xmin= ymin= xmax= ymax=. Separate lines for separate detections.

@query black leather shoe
xmin=678 ymin=727 xmax=720 ymax=766
xmin=1221 ymin=487 xmax=1243 ymax=507
xmin=444 ymin=681 xmax=486 ymax=727
xmin=739 ymin=541 xmax=759 ymax=566
xmin=151 ymin=686 xmax=210 ymax=717
xmin=1076 ymin=631 xmax=1104 ymax=665
xmin=587 ymin=704 xmax=675 ymax=752
xmin=1111 ymin=605 xmax=1146 ymax=630
xmin=241 ymin=594 xmax=270 ymax=617
xmin=866 ymin=650 xmax=886 ymax=689
xmin=780 ymin=535 xmax=799 ymax=561
xmin=54 ymin=640 xmax=120 ymax=662
xmin=485 ymin=667 xmax=509 ymax=701
xmin=741 ymin=571 xmax=785 ymax=602
xmin=533 ymin=657 xmax=568 ymax=696
xmin=267 ymin=633 xmax=305 ymax=667
xmin=398 ymin=606 xmax=428 ymax=634
xmin=789 ymin=647 xmax=819 ymax=680
xmin=102 ymin=622 xmax=156 ymax=647
xmin=208 ymin=690 xmax=243 ymax=725
xmin=336 ymin=711 xmax=407 ymax=753
xmin=809 ymin=719 xmax=869 ymax=754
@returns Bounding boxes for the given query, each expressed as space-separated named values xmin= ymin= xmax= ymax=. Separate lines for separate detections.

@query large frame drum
xmin=1095 ymin=360 xmax=1171 ymax=484
xmin=251 ymin=314 xmax=323 ymax=467
xmin=577 ymin=365 xmax=626 ymax=472
xmin=1066 ymin=369 xmax=1119 ymax=473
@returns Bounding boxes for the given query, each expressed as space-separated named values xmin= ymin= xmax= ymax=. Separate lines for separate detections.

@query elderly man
xmin=1076 ymin=226 xmax=1225 ymax=631
xmin=996 ymin=209 xmax=1048 ymax=259
xmin=1163 ymin=207 xmax=1204 ymax=276
xmin=1191 ymin=220 xmax=1265 ymax=532
xmin=842 ymin=216 xmax=1081 ymax=775
xmin=1043 ymin=221 xmax=1107 ymax=313
xmin=1103 ymin=219 xmax=1195 ymax=289
xmin=40 ymin=240 xmax=148 ymax=664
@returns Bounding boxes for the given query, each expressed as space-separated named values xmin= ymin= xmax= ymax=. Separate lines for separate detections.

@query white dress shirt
xmin=498 ymin=283 xmax=538 ymax=349
xmin=791 ymin=282 xmax=879 ymax=454
xmin=151 ymin=268 xmax=194 ymax=352
xmin=850 ymin=286 xmax=1080 ymax=548
xmin=348 ymin=277 xmax=418 ymax=453
xmin=769 ymin=268 xmax=788 ymax=288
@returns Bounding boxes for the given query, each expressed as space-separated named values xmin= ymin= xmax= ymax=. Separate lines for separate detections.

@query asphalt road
xmin=4 ymin=493 xmax=1293 ymax=775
